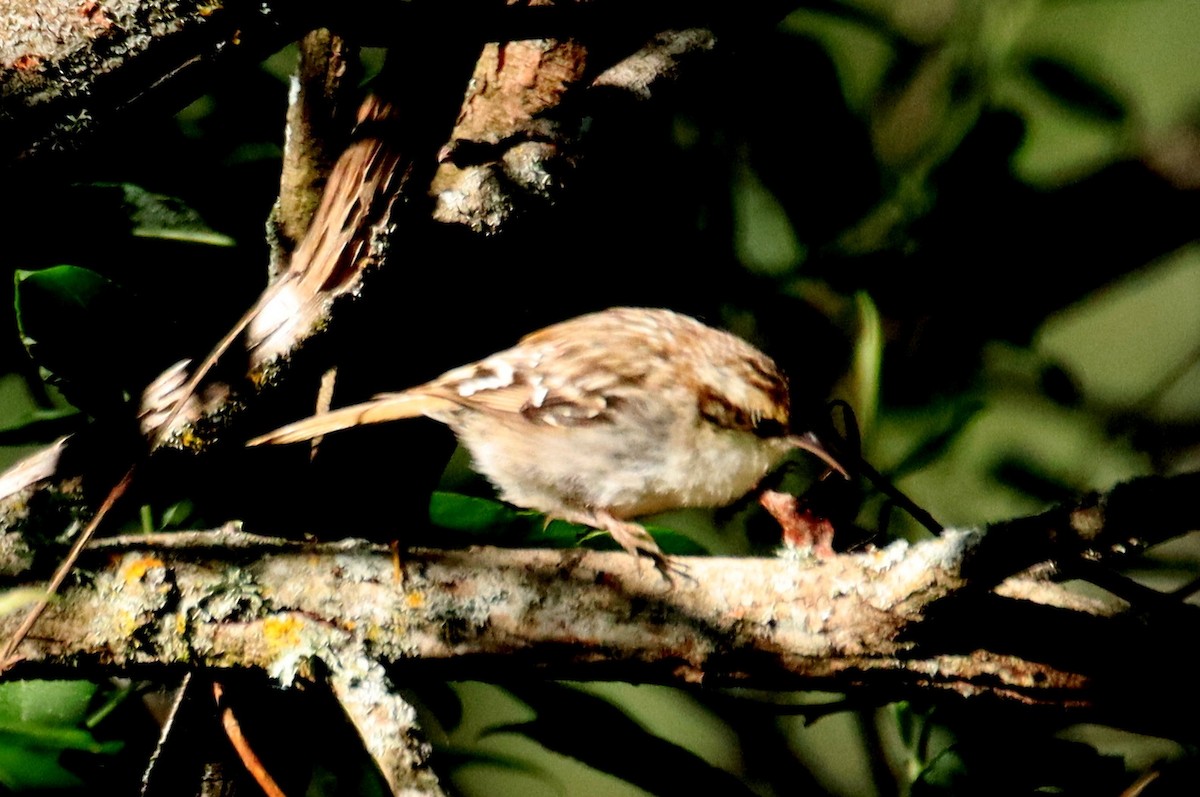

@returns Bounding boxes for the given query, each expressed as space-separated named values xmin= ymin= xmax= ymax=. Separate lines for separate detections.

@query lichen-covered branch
xmin=0 ymin=0 xmax=296 ymax=164
xmin=6 ymin=473 xmax=1200 ymax=741
xmin=324 ymin=657 xmax=445 ymax=796
xmin=0 ymin=527 xmax=1072 ymax=692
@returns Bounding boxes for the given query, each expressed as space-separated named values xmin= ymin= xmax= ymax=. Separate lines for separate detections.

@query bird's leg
xmin=558 ymin=508 xmax=682 ymax=582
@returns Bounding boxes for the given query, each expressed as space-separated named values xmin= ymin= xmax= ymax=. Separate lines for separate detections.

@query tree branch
xmin=5 ymin=474 xmax=1194 ymax=697
xmin=0 ymin=0 xmax=296 ymax=164
xmin=4 ymin=472 xmax=1198 ymax=790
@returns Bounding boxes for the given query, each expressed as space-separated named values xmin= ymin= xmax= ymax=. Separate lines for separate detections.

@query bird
xmin=248 ymin=307 xmax=846 ymax=573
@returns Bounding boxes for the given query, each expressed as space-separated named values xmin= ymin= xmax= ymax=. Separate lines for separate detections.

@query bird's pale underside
xmin=249 ymin=307 xmax=845 ymax=574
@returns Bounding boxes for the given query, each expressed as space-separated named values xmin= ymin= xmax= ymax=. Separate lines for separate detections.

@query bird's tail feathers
xmin=247 ymin=392 xmax=452 ymax=446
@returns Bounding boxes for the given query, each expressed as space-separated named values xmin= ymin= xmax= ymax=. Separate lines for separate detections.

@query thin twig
xmin=0 ymin=466 xmax=136 ymax=672
xmin=213 ymin=681 xmax=287 ymax=797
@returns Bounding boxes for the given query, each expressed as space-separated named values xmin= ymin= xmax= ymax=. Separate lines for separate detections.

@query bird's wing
xmin=422 ymin=339 xmax=652 ymax=428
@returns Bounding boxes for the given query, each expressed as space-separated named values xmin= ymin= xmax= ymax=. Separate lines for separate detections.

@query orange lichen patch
xmin=123 ymin=557 xmax=165 ymax=583
xmin=404 ymin=591 xmax=425 ymax=609
xmin=12 ymin=54 xmax=43 ymax=71
xmin=79 ymin=0 xmax=111 ymax=29
xmin=263 ymin=615 xmax=304 ymax=648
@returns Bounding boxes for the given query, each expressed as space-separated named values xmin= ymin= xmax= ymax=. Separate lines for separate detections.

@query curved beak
xmin=786 ymin=432 xmax=849 ymax=479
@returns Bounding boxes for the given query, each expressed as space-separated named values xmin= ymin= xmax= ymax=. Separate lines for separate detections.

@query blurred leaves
xmin=911 ymin=737 xmax=1127 ymax=796
xmin=429 ymin=491 xmax=519 ymax=533
xmin=492 ymin=683 xmax=757 ymax=797
xmin=14 ymin=265 xmax=151 ymax=412
xmin=436 ymin=747 xmax=562 ymax=794
xmin=0 ymin=680 xmax=122 ymax=791
xmin=115 ymin=184 xmax=236 ymax=247
xmin=0 ymin=587 xmax=50 ymax=619
xmin=0 ymin=406 xmax=82 ymax=445
xmin=887 ymin=397 xmax=984 ymax=480
xmin=6 ymin=181 xmax=247 ymax=419
xmin=850 ymin=291 xmax=883 ymax=438
xmin=1021 ymin=54 xmax=1128 ymax=125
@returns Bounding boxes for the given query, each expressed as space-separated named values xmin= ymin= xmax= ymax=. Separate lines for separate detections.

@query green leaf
xmin=851 ymin=291 xmax=882 ymax=437
xmin=0 ymin=724 xmax=121 ymax=753
xmin=430 ymin=492 xmax=709 ymax=555
xmin=84 ymin=681 xmax=133 ymax=729
xmin=0 ymin=680 xmax=124 ymax=790
xmin=912 ymin=735 xmax=1126 ymax=795
xmin=436 ymin=745 xmax=562 ymax=792
xmin=0 ymin=746 xmax=83 ymax=790
xmin=991 ymin=457 xmax=1076 ymax=504
xmin=411 ymin=681 xmax=465 ymax=734
xmin=46 ymin=182 xmax=233 ymax=246
xmin=160 ymin=499 xmax=196 ymax=530
xmin=573 ymin=524 xmax=709 ymax=556
xmin=0 ymin=406 xmax=84 ymax=445
xmin=912 ymin=746 xmax=968 ymax=794
xmin=429 ymin=492 xmax=520 ymax=532
xmin=889 ymin=398 xmax=984 ymax=479
xmin=1023 ymin=54 xmax=1128 ymax=124
xmin=495 ymin=683 xmax=756 ymax=797
xmin=0 ymin=588 xmax=49 ymax=618
xmin=94 ymin=183 xmax=235 ymax=247
xmin=732 ymin=159 xmax=805 ymax=274
xmin=14 ymin=265 xmax=157 ymax=406
xmin=0 ymin=680 xmax=97 ymax=728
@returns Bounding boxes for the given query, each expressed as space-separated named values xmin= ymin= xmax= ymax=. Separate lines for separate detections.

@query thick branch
xmin=431 ymin=28 xmax=718 ymax=232
xmin=0 ymin=0 xmax=296 ymax=164
xmin=0 ymin=528 xmax=1118 ymax=699
xmin=6 ymin=473 xmax=1200 ymax=743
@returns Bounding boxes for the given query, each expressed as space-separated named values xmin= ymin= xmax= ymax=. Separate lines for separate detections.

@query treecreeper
xmin=249 ymin=307 xmax=846 ymax=574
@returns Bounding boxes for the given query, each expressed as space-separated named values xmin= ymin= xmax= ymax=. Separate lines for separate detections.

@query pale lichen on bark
xmin=0 ymin=527 xmax=1118 ymax=705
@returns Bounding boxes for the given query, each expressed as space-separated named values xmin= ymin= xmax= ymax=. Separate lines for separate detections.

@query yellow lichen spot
xmin=405 ymin=591 xmax=425 ymax=609
xmin=118 ymin=612 xmax=140 ymax=638
xmin=123 ymin=557 xmax=165 ymax=583
xmin=263 ymin=615 xmax=304 ymax=648
xmin=177 ymin=429 xmax=201 ymax=450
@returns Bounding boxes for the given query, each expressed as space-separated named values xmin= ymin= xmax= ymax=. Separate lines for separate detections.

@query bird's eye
xmin=753 ymin=418 xmax=786 ymax=438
